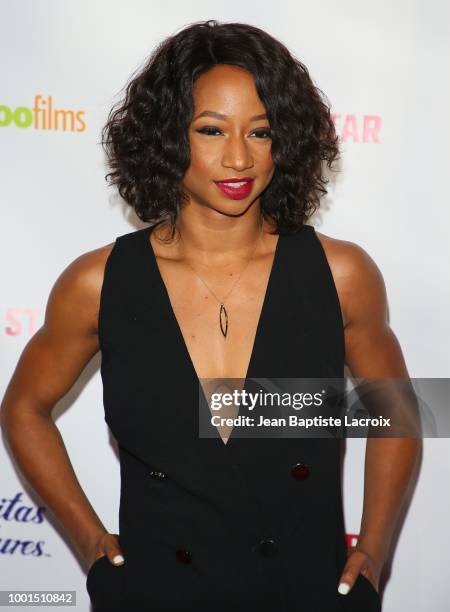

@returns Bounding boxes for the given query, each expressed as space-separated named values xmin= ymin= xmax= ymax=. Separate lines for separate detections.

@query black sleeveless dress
xmin=85 ymin=223 xmax=382 ymax=612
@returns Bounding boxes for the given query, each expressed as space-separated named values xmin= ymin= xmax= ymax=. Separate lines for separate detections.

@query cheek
xmin=253 ymin=143 xmax=273 ymax=166
xmin=260 ymin=159 xmax=275 ymax=186
xmin=188 ymin=143 xmax=217 ymax=177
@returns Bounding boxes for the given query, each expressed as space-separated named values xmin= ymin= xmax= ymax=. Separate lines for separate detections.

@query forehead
xmin=192 ymin=64 xmax=265 ymax=113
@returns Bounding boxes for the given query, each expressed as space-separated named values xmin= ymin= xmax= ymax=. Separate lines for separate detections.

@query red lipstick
xmin=214 ymin=177 xmax=254 ymax=200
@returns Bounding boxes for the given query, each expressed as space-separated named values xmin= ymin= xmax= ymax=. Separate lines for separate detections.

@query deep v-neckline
xmin=143 ymin=224 xmax=283 ymax=446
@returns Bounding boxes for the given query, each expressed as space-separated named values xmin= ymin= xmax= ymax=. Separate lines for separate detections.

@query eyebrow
xmin=193 ymin=111 xmax=268 ymax=122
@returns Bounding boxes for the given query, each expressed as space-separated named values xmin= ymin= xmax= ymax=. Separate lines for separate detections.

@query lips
xmin=214 ymin=178 xmax=254 ymax=200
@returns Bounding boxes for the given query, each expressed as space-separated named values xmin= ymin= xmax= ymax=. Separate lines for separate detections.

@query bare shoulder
xmin=44 ymin=241 xmax=116 ymax=337
xmin=314 ymin=230 xmax=387 ymax=328
xmin=63 ymin=242 xmax=115 ymax=289
xmin=314 ymin=230 xmax=377 ymax=279
xmin=0 ymin=241 xmax=117 ymax=416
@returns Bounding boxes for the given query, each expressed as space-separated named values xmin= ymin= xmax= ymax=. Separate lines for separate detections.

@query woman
xmin=0 ymin=19 xmax=420 ymax=612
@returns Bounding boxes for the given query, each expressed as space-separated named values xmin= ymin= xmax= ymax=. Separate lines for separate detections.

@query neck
xmin=160 ymin=209 xmax=269 ymax=266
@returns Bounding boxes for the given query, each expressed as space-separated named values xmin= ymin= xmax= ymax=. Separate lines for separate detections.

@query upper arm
xmin=316 ymin=232 xmax=409 ymax=379
xmin=0 ymin=243 xmax=114 ymax=422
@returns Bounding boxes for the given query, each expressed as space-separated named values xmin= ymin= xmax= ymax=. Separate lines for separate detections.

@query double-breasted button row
xmin=150 ymin=465 xmax=308 ymax=480
xmin=291 ymin=462 xmax=310 ymax=480
xmin=167 ymin=463 xmax=308 ymax=568
xmin=149 ymin=469 xmax=167 ymax=480
xmin=177 ymin=539 xmax=280 ymax=564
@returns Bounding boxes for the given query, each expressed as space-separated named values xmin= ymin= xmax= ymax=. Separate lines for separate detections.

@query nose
xmin=221 ymin=133 xmax=254 ymax=171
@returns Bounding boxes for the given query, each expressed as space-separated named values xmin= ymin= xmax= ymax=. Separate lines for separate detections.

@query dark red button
xmin=291 ymin=463 xmax=310 ymax=480
xmin=175 ymin=549 xmax=192 ymax=564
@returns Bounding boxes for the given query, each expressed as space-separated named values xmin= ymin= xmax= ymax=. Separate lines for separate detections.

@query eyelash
xmin=196 ymin=127 xmax=272 ymax=139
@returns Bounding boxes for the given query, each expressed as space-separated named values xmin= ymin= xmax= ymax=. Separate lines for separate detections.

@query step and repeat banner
xmin=1 ymin=1 xmax=449 ymax=611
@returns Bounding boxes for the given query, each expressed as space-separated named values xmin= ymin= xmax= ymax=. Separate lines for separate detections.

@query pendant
xmin=219 ymin=303 xmax=228 ymax=338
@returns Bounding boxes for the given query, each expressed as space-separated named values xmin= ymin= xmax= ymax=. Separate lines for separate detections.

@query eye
xmin=196 ymin=126 xmax=222 ymax=136
xmin=251 ymin=129 xmax=272 ymax=139
xmin=195 ymin=127 xmax=272 ymax=138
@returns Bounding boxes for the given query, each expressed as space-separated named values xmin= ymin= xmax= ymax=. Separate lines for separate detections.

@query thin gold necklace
xmin=182 ymin=219 xmax=264 ymax=338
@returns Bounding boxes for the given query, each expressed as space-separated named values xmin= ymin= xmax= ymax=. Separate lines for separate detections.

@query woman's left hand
xmin=337 ymin=546 xmax=381 ymax=595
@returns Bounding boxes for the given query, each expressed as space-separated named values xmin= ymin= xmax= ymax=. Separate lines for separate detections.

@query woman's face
xmin=182 ymin=64 xmax=275 ymax=216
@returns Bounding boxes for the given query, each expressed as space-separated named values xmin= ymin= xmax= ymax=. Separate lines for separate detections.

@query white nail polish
xmin=112 ymin=554 xmax=125 ymax=565
xmin=338 ymin=582 xmax=350 ymax=595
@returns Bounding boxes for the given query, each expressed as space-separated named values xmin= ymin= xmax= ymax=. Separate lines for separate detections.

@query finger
xmin=111 ymin=553 xmax=125 ymax=566
xmin=106 ymin=546 xmax=125 ymax=565
xmin=337 ymin=564 xmax=361 ymax=595
xmin=101 ymin=533 xmax=125 ymax=566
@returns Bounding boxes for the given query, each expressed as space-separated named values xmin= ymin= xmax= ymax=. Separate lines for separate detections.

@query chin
xmin=212 ymin=200 xmax=255 ymax=217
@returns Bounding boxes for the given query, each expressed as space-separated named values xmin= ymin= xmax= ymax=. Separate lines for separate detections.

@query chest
xmin=104 ymin=231 xmax=344 ymax=387
xmin=152 ymin=245 xmax=279 ymax=382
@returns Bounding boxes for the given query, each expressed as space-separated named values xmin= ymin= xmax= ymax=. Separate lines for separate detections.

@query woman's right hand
xmin=88 ymin=532 xmax=125 ymax=570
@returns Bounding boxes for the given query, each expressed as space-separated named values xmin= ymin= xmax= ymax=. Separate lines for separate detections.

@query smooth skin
xmin=0 ymin=65 xmax=420 ymax=595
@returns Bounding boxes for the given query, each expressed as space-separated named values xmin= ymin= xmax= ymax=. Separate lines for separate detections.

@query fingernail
xmin=112 ymin=554 xmax=125 ymax=565
xmin=338 ymin=582 xmax=351 ymax=595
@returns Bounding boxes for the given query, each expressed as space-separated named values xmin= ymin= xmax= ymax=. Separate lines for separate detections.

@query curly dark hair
xmin=101 ymin=19 xmax=340 ymax=235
